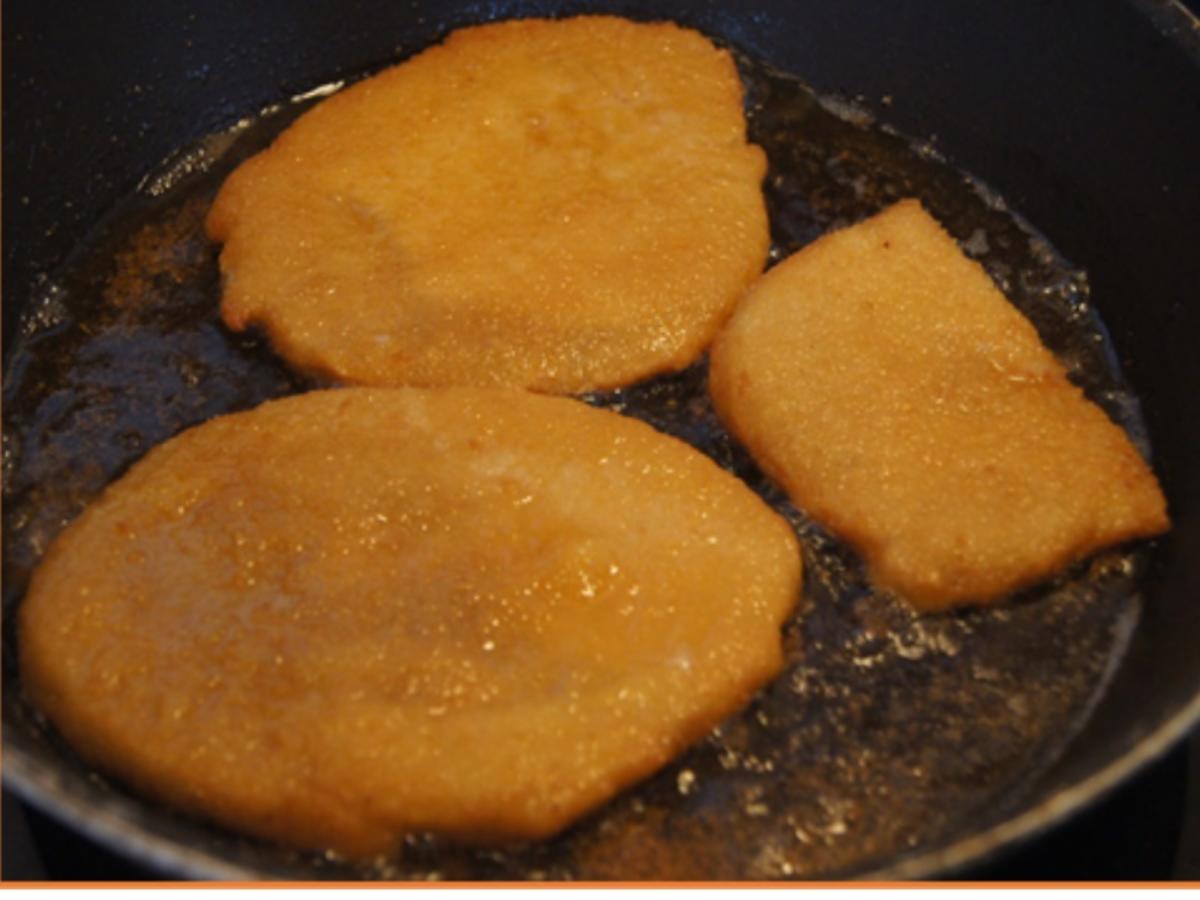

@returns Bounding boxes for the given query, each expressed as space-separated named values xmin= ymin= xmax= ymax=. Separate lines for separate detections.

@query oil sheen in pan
xmin=0 ymin=48 xmax=1154 ymax=880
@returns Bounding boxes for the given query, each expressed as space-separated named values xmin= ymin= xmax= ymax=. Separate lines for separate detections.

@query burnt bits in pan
xmin=1 ymin=47 xmax=1158 ymax=879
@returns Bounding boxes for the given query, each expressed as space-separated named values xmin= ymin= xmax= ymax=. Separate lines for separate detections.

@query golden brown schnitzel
xmin=206 ymin=17 xmax=769 ymax=394
xmin=710 ymin=199 xmax=1168 ymax=611
xmin=21 ymin=387 xmax=800 ymax=857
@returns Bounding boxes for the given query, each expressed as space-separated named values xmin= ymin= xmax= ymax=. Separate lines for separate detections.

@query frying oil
xmin=2 ymin=48 xmax=1153 ymax=880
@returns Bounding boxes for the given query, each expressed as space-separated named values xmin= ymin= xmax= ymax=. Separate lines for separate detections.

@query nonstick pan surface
xmin=3 ymin=0 xmax=1199 ymax=881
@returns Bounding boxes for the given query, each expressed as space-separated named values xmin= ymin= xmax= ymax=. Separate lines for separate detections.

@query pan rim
xmin=3 ymin=752 xmax=264 ymax=881
xmin=859 ymin=692 xmax=1200 ymax=880
xmin=6 ymin=688 xmax=1200 ymax=881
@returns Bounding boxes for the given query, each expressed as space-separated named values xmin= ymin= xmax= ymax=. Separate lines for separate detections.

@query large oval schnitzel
xmin=20 ymin=387 xmax=800 ymax=858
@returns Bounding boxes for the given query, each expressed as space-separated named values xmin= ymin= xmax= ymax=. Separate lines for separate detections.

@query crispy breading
xmin=206 ymin=17 xmax=768 ymax=393
xmin=20 ymin=387 xmax=800 ymax=857
xmin=710 ymin=199 xmax=1168 ymax=611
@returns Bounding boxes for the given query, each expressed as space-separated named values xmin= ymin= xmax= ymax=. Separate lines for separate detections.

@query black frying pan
xmin=3 ymin=0 xmax=1199 ymax=881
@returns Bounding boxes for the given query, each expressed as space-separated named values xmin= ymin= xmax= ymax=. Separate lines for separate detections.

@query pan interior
xmin=0 ymin=48 xmax=1157 ymax=880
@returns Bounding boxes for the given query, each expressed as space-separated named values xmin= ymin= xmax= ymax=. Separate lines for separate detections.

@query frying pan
xmin=3 ymin=0 xmax=1199 ymax=881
